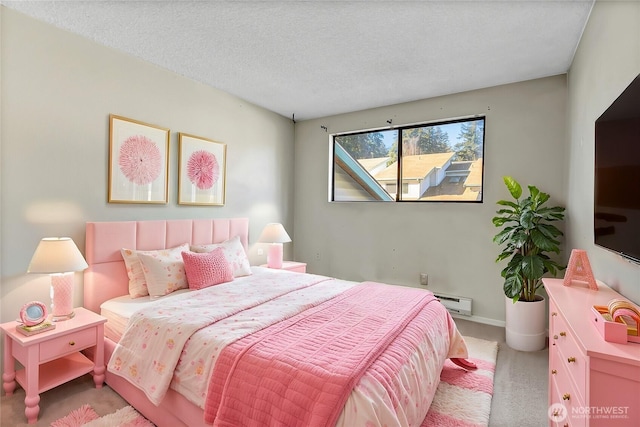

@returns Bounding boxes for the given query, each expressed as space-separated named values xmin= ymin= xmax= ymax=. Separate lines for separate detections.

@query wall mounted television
xmin=594 ymin=73 xmax=640 ymax=263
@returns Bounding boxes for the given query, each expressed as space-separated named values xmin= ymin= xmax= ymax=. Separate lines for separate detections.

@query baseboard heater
xmin=433 ymin=292 xmax=472 ymax=316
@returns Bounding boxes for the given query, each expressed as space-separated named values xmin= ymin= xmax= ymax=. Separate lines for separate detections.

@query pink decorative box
xmin=590 ymin=306 xmax=640 ymax=344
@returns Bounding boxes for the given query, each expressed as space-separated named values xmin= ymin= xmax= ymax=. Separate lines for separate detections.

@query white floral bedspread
xmin=108 ymin=272 xmax=336 ymax=404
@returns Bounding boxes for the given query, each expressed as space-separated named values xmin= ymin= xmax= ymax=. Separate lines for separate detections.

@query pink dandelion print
xmin=187 ymin=150 xmax=219 ymax=190
xmin=118 ymin=135 xmax=162 ymax=185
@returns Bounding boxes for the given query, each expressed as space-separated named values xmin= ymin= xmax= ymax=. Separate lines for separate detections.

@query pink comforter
xmin=204 ymin=282 xmax=439 ymax=427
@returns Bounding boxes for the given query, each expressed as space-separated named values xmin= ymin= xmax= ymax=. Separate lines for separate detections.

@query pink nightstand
xmin=1 ymin=307 xmax=107 ymax=424
xmin=260 ymin=261 xmax=307 ymax=273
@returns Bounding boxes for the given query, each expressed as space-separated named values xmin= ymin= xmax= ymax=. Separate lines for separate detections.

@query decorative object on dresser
xmin=591 ymin=298 xmax=640 ymax=344
xmin=257 ymin=222 xmax=292 ymax=269
xmin=27 ymin=237 xmax=89 ymax=321
xmin=17 ymin=301 xmax=54 ymax=336
xmin=177 ymin=133 xmax=227 ymax=206
xmin=108 ymin=114 xmax=170 ymax=204
xmin=563 ymin=249 xmax=598 ymax=290
xmin=259 ymin=261 xmax=307 ymax=273
xmin=492 ymin=176 xmax=566 ymax=351
xmin=0 ymin=307 xmax=107 ymax=424
xmin=19 ymin=301 xmax=48 ymax=326
xmin=544 ymin=278 xmax=640 ymax=427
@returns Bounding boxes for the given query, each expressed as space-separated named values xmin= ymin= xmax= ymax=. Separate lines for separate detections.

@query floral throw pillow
xmin=121 ymin=243 xmax=189 ymax=298
xmin=190 ymin=236 xmax=252 ymax=277
xmin=137 ymin=250 xmax=189 ymax=298
xmin=181 ymin=248 xmax=233 ymax=290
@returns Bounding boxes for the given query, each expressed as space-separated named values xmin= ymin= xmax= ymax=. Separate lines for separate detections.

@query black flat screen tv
xmin=594 ymin=73 xmax=640 ymax=263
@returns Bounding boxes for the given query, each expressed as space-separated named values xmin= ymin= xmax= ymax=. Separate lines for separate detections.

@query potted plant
xmin=492 ymin=176 xmax=565 ymax=351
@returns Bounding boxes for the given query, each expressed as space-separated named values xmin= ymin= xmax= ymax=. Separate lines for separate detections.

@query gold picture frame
xmin=108 ymin=114 xmax=170 ymax=204
xmin=178 ymin=133 xmax=227 ymax=206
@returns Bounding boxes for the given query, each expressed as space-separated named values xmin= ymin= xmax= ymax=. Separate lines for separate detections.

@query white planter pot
xmin=505 ymin=295 xmax=547 ymax=351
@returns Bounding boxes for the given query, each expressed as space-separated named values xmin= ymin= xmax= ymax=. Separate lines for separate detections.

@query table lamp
xmin=27 ymin=237 xmax=89 ymax=321
xmin=258 ymin=223 xmax=291 ymax=269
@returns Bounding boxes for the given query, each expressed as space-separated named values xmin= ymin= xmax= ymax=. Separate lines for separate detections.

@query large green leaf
xmin=493 ymin=227 xmax=517 ymax=245
xmin=528 ymin=185 xmax=540 ymax=201
xmin=542 ymin=258 xmax=565 ymax=276
xmin=492 ymin=217 xmax=512 ymax=227
xmin=530 ymin=186 xmax=550 ymax=207
xmin=520 ymin=210 xmax=535 ymax=229
xmin=521 ymin=255 xmax=544 ymax=279
xmin=504 ymin=274 xmax=523 ymax=298
xmin=538 ymin=206 xmax=565 ymax=221
xmin=496 ymin=200 xmax=519 ymax=209
xmin=511 ymin=230 xmax=529 ymax=248
xmin=503 ymin=176 xmax=522 ymax=199
xmin=531 ymin=229 xmax=560 ymax=252
xmin=496 ymin=251 xmax=514 ymax=262
xmin=537 ymin=206 xmax=565 ymax=220
xmin=536 ymin=223 xmax=564 ymax=239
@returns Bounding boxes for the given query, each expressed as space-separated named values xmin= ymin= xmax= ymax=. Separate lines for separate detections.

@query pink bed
xmin=83 ymin=218 xmax=469 ymax=427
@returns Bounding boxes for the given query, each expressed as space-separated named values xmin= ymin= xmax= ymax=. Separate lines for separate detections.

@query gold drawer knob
xmin=552 ymin=312 xmax=558 ymax=316
xmin=567 ymin=357 xmax=576 ymax=363
xmin=559 ymin=331 xmax=567 ymax=337
xmin=563 ymin=393 xmax=571 ymax=401
xmin=69 ymin=341 xmax=75 ymax=346
xmin=551 ymin=369 xmax=557 ymax=375
xmin=564 ymin=424 xmax=569 ymax=427
xmin=553 ymin=335 xmax=558 ymax=340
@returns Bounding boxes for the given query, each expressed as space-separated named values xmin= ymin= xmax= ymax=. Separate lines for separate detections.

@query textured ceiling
xmin=2 ymin=0 xmax=594 ymax=120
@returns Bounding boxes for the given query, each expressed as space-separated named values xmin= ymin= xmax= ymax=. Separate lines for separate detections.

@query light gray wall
xmin=565 ymin=0 xmax=640 ymax=303
xmin=0 ymin=8 xmax=295 ymax=323
xmin=293 ymin=76 xmax=568 ymax=325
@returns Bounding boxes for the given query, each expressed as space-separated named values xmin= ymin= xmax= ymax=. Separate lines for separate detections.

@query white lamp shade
xmin=27 ymin=237 xmax=89 ymax=274
xmin=258 ymin=223 xmax=292 ymax=244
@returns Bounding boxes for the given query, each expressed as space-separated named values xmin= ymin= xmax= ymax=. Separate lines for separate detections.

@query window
xmin=331 ymin=117 xmax=485 ymax=202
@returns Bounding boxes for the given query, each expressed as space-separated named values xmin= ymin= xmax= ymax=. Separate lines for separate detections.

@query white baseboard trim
xmin=450 ymin=313 xmax=506 ymax=328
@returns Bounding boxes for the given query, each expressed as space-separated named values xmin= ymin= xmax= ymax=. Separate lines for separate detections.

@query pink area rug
xmin=422 ymin=336 xmax=498 ymax=427
xmin=51 ymin=404 xmax=154 ymax=427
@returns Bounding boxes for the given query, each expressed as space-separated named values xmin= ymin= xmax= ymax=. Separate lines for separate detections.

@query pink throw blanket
xmin=204 ymin=282 xmax=438 ymax=427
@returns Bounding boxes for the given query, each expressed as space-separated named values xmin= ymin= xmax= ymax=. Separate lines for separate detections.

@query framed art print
xmin=108 ymin=114 xmax=170 ymax=203
xmin=178 ymin=133 xmax=227 ymax=206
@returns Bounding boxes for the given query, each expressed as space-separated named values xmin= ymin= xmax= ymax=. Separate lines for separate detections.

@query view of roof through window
xmin=332 ymin=117 xmax=485 ymax=202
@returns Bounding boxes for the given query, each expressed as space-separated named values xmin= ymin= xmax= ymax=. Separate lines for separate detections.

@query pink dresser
xmin=544 ymin=278 xmax=640 ymax=427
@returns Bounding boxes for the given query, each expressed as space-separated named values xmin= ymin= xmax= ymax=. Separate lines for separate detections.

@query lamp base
xmin=52 ymin=311 xmax=75 ymax=322
xmin=50 ymin=272 xmax=75 ymax=322
xmin=267 ymin=243 xmax=284 ymax=269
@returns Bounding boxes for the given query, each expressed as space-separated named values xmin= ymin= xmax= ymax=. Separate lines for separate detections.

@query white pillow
xmin=121 ymin=243 xmax=189 ymax=298
xmin=137 ymin=250 xmax=189 ymax=298
xmin=190 ymin=236 xmax=252 ymax=277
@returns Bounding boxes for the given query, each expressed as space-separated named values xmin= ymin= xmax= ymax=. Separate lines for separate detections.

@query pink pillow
xmin=190 ymin=236 xmax=252 ymax=277
xmin=181 ymin=248 xmax=233 ymax=290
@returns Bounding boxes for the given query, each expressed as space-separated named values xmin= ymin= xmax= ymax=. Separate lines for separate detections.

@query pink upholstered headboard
xmin=84 ymin=218 xmax=249 ymax=313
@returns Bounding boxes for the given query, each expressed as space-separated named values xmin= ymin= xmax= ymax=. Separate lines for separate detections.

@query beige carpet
xmin=454 ymin=318 xmax=549 ymax=427
xmin=1 ymin=319 xmax=548 ymax=427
